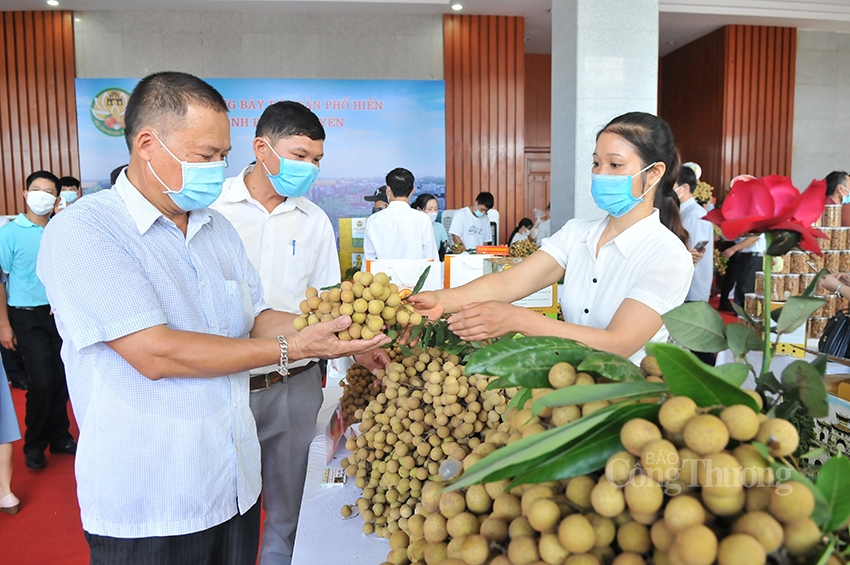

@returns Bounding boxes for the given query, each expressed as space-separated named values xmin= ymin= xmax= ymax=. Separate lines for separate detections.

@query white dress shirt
xmin=449 ymin=206 xmax=492 ymax=249
xmin=36 ymin=171 xmax=265 ymax=538
xmin=213 ymin=166 xmax=341 ymax=369
xmin=680 ymin=198 xmax=715 ymax=302
xmin=540 ymin=210 xmax=693 ymax=363
xmin=363 ymin=200 xmax=439 ymax=261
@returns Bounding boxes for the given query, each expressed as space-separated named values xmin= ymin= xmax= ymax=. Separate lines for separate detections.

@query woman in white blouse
xmin=409 ymin=112 xmax=694 ymax=362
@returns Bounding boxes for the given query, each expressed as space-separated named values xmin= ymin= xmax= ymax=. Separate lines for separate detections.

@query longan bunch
xmin=450 ymin=242 xmax=466 ymax=254
xmin=294 ymin=271 xmax=422 ymax=340
xmin=693 ymin=180 xmax=714 ymax=205
xmin=339 ymin=363 xmax=380 ymax=429
xmin=340 ymin=347 xmax=516 ymax=540
xmin=509 ymin=239 xmax=539 ymax=258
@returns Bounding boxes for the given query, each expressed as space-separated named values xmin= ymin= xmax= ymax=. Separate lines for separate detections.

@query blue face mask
xmin=843 ymin=190 xmax=850 ymax=205
xmin=148 ymin=131 xmax=226 ymax=212
xmin=590 ymin=162 xmax=658 ymax=217
xmin=262 ymin=138 xmax=320 ymax=198
xmin=474 ymin=209 xmax=486 ymax=218
xmin=60 ymin=190 xmax=78 ymax=204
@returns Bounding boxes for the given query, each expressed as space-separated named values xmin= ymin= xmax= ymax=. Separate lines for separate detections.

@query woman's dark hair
xmin=412 ymin=193 xmax=437 ymax=211
xmin=599 ymin=112 xmax=688 ymax=246
xmin=508 ymin=217 xmax=533 ymax=245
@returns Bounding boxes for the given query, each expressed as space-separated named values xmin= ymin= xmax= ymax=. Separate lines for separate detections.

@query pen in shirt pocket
xmin=291 ymin=239 xmax=296 ymax=256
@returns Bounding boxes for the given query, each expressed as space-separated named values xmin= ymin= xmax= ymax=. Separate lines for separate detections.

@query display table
xmin=716 ymin=338 xmax=849 ymax=390
xmin=291 ymin=386 xmax=388 ymax=565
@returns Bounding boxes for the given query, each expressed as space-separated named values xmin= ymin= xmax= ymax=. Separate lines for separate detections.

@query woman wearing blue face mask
xmin=413 ymin=194 xmax=449 ymax=261
xmin=409 ymin=112 xmax=694 ymax=363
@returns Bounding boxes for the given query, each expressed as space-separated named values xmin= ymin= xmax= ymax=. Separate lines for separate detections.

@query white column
xmin=550 ymin=0 xmax=660 ymax=230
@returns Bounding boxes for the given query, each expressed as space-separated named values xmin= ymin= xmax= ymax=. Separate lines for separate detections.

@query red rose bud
xmin=705 ymin=175 xmax=827 ymax=255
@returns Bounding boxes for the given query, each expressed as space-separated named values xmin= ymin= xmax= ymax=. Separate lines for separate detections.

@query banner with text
xmin=75 ymin=78 xmax=446 ymax=236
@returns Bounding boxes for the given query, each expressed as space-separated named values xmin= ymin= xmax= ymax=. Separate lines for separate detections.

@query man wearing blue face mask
xmin=449 ymin=191 xmax=494 ymax=250
xmin=56 ymin=176 xmax=81 ymax=211
xmin=825 ymin=171 xmax=850 ymax=226
xmin=36 ymin=72 xmax=389 ymax=564
xmin=212 ymin=100 xmax=364 ymax=565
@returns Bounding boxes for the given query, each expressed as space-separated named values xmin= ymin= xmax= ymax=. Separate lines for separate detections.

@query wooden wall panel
xmin=524 ymin=54 xmax=551 ymax=150
xmin=0 ymin=11 xmax=78 ymax=215
xmin=444 ymin=14 xmax=525 ymax=244
xmin=659 ymin=27 xmax=727 ymax=195
xmin=721 ymin=25 xmax=796 ymax=195
xmin=660 ymin=25 xmax=796 ymax=201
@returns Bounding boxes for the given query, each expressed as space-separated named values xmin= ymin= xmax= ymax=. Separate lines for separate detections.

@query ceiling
xmin=4 ymin=0 xmax=850 ymax=55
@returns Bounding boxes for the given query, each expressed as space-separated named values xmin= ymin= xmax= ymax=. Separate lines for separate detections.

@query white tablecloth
xmin=291 ymin=386 xmax=389 ymax=565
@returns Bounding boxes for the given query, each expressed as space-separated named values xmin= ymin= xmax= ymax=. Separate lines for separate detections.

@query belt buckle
xmin=263 ymin=373 xmax=272 ymax=389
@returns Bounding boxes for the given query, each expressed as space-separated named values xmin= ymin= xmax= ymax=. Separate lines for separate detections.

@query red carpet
xmin=0 ymin=388 xmax=87 ymax=564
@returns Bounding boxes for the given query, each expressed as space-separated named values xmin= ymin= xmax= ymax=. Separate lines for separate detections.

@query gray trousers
xmin=250 ymin=363 xmax=324 ymax=565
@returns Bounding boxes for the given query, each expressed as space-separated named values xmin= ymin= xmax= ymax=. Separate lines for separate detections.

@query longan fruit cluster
xmin=294 ymin=271 xmax=422 ymax=339
xmin=340 ymin=363 xmax=380 ymax=430
xmin=449 ymin=242 xmax=466 ymax=254
xmin=340 ymin=347 xmax=515 ymax=540
xmin=509 ymin=239 xmax=539 ymax=258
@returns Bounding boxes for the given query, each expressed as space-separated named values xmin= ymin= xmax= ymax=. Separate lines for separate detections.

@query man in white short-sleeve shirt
xmin=363 ymin=168 xmax=438 ymax=262
xmin=449 ymin=192 xmax=494 ymax=250
xmin=212 ymin=100 xmax=357 ymax=565
xmin=540 ymin=210 xmax=693 ymax=363
xmin=675 ymin=166 xmax=714 ymax=302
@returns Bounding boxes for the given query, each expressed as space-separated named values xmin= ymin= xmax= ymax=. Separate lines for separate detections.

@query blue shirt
xmin=0 ymin=214 xmax=49 ymax=307
xmin=36 ymin=172 xmax=268 ymax=538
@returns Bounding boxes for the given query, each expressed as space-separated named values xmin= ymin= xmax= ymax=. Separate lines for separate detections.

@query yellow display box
xmin=338 ymin=217 xmax=368 ymax=252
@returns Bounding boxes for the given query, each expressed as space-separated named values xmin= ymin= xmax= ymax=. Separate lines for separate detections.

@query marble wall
xmin=73 ymin=11 xmax=444 ymax=80
xmin=792 ymin=30 xmax=850 ymax=188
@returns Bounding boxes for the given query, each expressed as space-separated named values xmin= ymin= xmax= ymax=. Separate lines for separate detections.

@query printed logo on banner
xmin=90 ymin=88 xmax=131 ymax=136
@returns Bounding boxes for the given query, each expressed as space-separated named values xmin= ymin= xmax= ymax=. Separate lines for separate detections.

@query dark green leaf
xmin=530 ymin=382 xmax=668 ymax=418
xmin=435 ymin=322 xmax=447 ymax=345
xmin=753 ymin=443 xmax=831 ymax=527
xmin=486 ymin=377 xmax=515 ymax=390
xmin=410 ymin=265 xmax=431 ymax=296
xmin=711 ymin=363 xmax=750 ymax=387
xmin=506 ymin=387 xmax=533 ymax=411
xmin=776 ymin=296 xmax=825 ymax=334
xmin=577 ymin=351 xmax=645 ymax=382
xmin=646 ymin=343 xmax=760 ymax=410
xmin=444 ymin=404 xmax=622 ymax=491
xmin=399 ymin=344 xmax=413 ymax=357
xmin=802 ymin=268 xmax=829 ymax=298
xmin=662 ymin=301 xmax=729 ymax=353
xmin=811 ymin=354 xmax=828 ymax=376
xmin=386 ymin=326 xmax=398 ymax=340
xmin=465 ymin=337 xmax=592 ymax=389
xmin=766 ymin=230 xmax=800 ymax=256
xmin=780 ymin=361 xmax=829 ymax=419
xmin=726 ymin=323 xmax=764 ymax=357
xmin=507 ymin=403 xmax=659 ymax=487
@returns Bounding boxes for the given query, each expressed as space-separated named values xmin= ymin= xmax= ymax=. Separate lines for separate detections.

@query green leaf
xmin=444 ymin=403 xmax=622 ymax=491
xmin=726 ymin=323 xmax=764 ymax=357
xmin=776 ymin=296 xmax=825 ymax=334
xmin=712 ymin=363 xmax=750 ymax=387
xmin=507 ymin=403 xmax=660 ymax=488
xmin=530 ymin=382 xmax=669 ymax=419
xmin=766 ymin=230 xmax=800 ymax=256
xmin=399 ymin=344 xmax=413 ymax=357
xmin=802 ymin=268 xmax=829 ymax=297
xmin=780 ymin=361 xmax=829 ymax=418
xmin=662 ymin=301 xmax=729 ymax=353
xmin=732 ymin=302 xmax=756 ymax=327
xmin=577 ymin=351 xmax=645 ymax=382
xmin=506 ymin=387 xmax=533 ymax=411
xmin=798 ymin=447 xmax=827 ymax=460
xmin=810 ymin=537 xmax=838 ymax=565
xmin=486 ymin=377 xmax=515 ymax=390
xmin=816 ymin=455 xmax=850 ymax=531
xmin=753 ymin=442 xmax=831 ymax=527
xmin=646 ymin=343 xmax=759 ymax=410
xmin=466 ymin=337 xmax=593 ymax=389
xmin=319 ymin=283 xmax=341 ymax=291
xmin=410 ymin=265 xmax=431 ymax=296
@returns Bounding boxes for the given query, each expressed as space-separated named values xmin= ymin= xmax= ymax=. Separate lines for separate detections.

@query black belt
xmin=9 ymin=305 xmax=49 ymax=311
xmin=249 ymin=361 xmax=318 ymax=392
xmin=739 ymin=252 xmax=763 ymax=257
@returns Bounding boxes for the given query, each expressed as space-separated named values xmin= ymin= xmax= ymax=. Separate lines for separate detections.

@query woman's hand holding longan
xmin=406 ymin=291 xmax=444 ymax=321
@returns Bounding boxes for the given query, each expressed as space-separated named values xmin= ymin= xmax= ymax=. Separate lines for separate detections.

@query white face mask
xmin=27 ymin=191 xmax=56 ymax=216
xmin=426 ymin=211 xmax=438 ymax=222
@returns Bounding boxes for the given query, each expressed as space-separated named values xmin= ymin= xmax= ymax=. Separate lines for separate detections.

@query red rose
xmin=705 ymin=175 xmax=827 ymax=255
